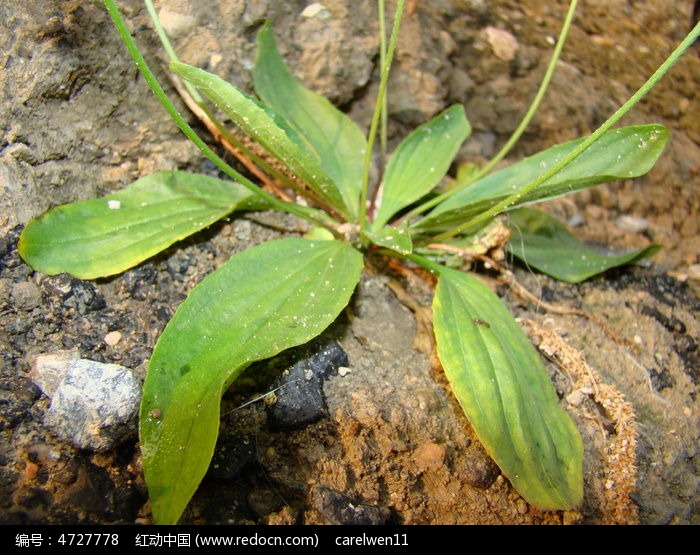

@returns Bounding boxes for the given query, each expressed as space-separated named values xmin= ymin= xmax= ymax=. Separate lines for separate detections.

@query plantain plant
xmin=18 ymin=0 xmax=699 ymax=524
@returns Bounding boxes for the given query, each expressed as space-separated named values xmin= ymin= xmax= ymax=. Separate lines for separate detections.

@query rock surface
xmin=31 ymin=352 xmax=140 ymax=452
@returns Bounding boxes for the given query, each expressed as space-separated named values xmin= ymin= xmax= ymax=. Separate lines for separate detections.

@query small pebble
xmin=10 ymin=281 xmax=42 ymax=311
xmin=157 ymin=8 xmax=196 ymax=37
xmin=567 ymin=213 xmax=585 ymax=227
xmin=566 ymin=389 xmax=588 ymax=407
xmin=686 ymin=264 xmax=700 ymax=281
xmin=461 ymin=450 xmax=500 ymax=489
xmin=614 ymin=215 xmax=649 ymax=233
xmin=301 ymin=3 xmax=331 ymax=19
xmin=484 ymin=26 xmax=519 ymax=62
xmin=104 ymin=331 xmax=122 ymax=346
xmin=24 ymin=461 xmax=39 ymax=480
xmin=413 ymin=442 xmax=446 ymax=473
xmin=338 ymin=366 xmax=352 ymax=377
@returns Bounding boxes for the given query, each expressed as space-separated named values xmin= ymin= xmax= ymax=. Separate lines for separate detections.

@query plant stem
xmin=403 ymin=0 xmax=579 ymax=224
xmin=143 ymin=0 xmax=303 ymax=197
xmin=402 ymin=251 xmax=444 ymax=275
xmin=104 ymin=0 xmax=335 ymax=230
xmin=432 ymin=20 xmax=700 ymax=243
xmin=359 ymin=0 xmax=406 ymax=231
xmin=378 ymin=0 xmax=388 ymax=169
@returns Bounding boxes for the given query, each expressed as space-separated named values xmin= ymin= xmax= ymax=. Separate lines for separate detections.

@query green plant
xmin=18 ymin=0 xmax=699 ymax=524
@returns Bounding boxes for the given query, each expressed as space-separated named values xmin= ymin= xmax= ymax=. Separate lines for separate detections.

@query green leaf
xmin=507 ymin=207 xmax=660 ymax=283
xmin=18 ymin=171 xmax=267 ymax=279
xmin=373 ymin=105 xmax=471 ymax=229
xmin=140 ymin=238 xmax=363 ymax=524
xmin=418 ymin=125 xmax=667 ymax=230
xmin=432 ymin=266 xmax=583 ymax=510
xmin=171 ymin=61 xmax=349 ymax=218
xmin=362 ymin=223 xmax=413 ymax=255
xmin=253 ymin=23 xmax=367 ymax=221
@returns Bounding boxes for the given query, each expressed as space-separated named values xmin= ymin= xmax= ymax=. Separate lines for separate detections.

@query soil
xmin=1 ymin=0 xmax=698 ymax=524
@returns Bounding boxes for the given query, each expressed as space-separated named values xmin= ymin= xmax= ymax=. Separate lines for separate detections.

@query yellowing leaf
xmin=432 ymin=267 xmax=583 ymax=510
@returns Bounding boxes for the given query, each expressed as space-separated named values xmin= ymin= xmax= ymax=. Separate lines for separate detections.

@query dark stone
xmin=675 ymin=334 xmax=699 ymax=384
xmin=247 ymin=487 xmax=285 ymax=519
xmin=460 ymin=448 xmax=501 ymax=489
xmin=613 ymin=271 xmax=698 ymax=311
xmin=308 ymin=486 xmax=391 ymax=525
xmin=166 ymin=252 xmax=193 ymax=277
xmin=649 ymin=366 xmax=675 ymax=392
xmin=0 ymin=226 xmax=22 ymax=272
xmin=207 ymin=434 xmax=256 ymax=480
xmin=65 ymin=461 xmax=115 ymax=517
xmin=641 ymin=304 xmax=687 ymax=334
xmin=16 ymin=487 xmax=51 ymax=510
xmin=63 ymin=278 xmax=105 ymax=314
xmin=540 ymin=285 xmax=556 ymax=303
xmin=0 ymin=467 xmax=20 ymax=509
xmin=0 ymin=370 xmax=41 ymax=430
xmin=112 ymin=482 xmax=148 ymax=522
xmin=266 ymin=340 xmax=348 ymax=431
xmin=119 ymin=264 xmax=157 ymax=299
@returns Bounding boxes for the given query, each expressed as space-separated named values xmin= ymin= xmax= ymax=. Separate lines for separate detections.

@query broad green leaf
xmin=18 ymin=171 xmax=267 ymax=279
xmin=373 ymin=105 xmax=471 ymax=229
xmin=432 ymin=266 xmax=583 ymax=510
xmin=140 ymin=238 xmax=363 ymax=524
xmin=362 ymin=223 xmax=413 ymax=255
xmin=171 ymin=61 xmax=349 ymax=218
xmin=507 ymin=207 xmax=660 ymax=283
xmin=253 ymin=23 xmax=367 ymax=220
xmin=418 ymin=125 xmax=667 ymax=230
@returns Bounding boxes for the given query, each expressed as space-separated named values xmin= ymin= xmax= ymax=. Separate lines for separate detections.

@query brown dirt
xmin=1 ymin=0 xmax=698 ymax=524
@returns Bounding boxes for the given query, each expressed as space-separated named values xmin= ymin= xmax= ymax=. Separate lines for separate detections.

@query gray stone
xmin=31 ymin=352 xmax=140 ymax=452
xmin=10 ymin=281 xmax=42 ymax=311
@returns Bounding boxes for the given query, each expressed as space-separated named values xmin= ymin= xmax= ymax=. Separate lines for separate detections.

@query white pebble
xmin=301 ymin=3 xmax=330 ymax=19
xmin=104 ymin=331 xmax=122 ymax=346
xmin=614 ymin=215 xmax=649 ymax=233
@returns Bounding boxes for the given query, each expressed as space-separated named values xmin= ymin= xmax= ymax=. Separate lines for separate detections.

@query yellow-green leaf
xmin=432 ymin=267 xmax=583 ymax=510
xmin=19 ymin=171 xmax=267 ymax=279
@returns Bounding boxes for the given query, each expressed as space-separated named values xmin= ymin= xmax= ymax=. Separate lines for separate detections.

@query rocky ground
xmin=1 ymin=0 xmax=698 ymax=524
